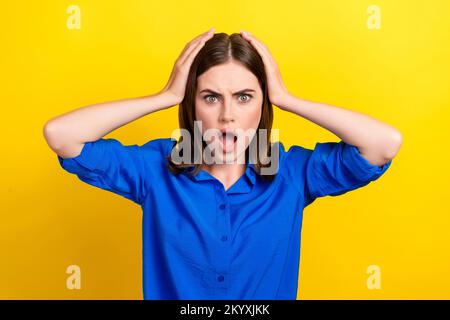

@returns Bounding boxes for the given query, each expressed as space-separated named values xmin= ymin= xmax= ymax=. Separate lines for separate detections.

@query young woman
xmin=43 ymin=28 xmax=402 ymax=300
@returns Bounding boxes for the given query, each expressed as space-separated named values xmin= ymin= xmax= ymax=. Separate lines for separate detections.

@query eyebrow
xmin=199 ymin=88 xmax=256 ymax=96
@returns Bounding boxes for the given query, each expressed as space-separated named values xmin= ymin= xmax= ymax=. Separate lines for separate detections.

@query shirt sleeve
xmin=57 ymin=138 xmax=148 ymax=205
xmin=284 ymin=140 xmax=393 ymax=207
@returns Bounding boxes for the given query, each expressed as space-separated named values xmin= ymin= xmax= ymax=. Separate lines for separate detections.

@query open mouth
xmin=222 ymin=131 xmax=237 ymax=142
xmin=219 ymin=131 xmax=238 ymax=152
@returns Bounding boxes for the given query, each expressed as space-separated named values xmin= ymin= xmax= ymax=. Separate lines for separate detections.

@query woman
xmin=43 ymin=28 xmax=402 ymax=300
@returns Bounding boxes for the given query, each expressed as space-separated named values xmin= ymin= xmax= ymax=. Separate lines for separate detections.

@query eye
xmin=204 ymin=95 xmax=218 ymax=104
xmin=203 ymin=94 xmax=252 ymax=104
xmin=238 ymin=94 xmax=252 ymax=103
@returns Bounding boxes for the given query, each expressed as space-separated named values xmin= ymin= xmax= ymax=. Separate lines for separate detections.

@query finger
xmin=240 ymin=31 xmax=272 ymax=67
xmin=178 ymin=28 xmax=215 ymax=64
xmin=177 ymin=31 xmax=210 ymax=62
xmin=241 ymin=30 xmax=279 ymax=70
xmin=240 ymin=30 xmax=266 ymax=56
xmin=178 ymin=33 xmax=213 ymax=66
xmin=243 ymin=31 xmax=270 ymax=53
xmin=241 ymin=31 xmax=275 ymax=64
xmin=189 ymin=27 xmax=215 ymax=46
xmin=240 ymin=30 xmax=274 ymax=60
xmin=181 ymin=35 xmax=210 ymax=66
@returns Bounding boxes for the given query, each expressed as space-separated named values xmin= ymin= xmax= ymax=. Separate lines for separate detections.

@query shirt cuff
xmin=343 ymin=141 xmax=392 ymax=181
xmin=57 ymin=140 xmax=105 ymax=174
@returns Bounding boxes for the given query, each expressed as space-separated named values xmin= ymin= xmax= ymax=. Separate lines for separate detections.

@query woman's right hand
xmin=158 ymin=27 xmax=215 ymax=108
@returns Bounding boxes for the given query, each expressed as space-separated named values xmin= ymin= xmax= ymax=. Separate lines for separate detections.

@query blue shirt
xmin=57 ymin=137 xmax=392 ymax=299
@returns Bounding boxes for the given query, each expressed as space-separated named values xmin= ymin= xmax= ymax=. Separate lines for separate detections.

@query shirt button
xmin=219 ymin=203 xmax=226 ymax=210
xmin=217 ymin=275 xmax=224 ymax=282
xmin=221 ymin=235 xmax=228 ymax=241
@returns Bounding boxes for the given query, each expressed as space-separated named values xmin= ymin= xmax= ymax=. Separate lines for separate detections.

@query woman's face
xmin=195 ymin=60 xmax=263 ymax=164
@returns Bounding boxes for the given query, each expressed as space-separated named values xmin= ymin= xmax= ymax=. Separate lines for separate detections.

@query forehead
xmin=196 ymin=60 xmax=259 ymax=92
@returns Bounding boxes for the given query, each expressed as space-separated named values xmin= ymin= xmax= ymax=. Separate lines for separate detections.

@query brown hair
xmin=166 ymin=32 xmax=277 ymax=182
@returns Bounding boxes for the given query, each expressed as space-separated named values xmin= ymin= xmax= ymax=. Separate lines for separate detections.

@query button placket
xmin=216 ymin=187 xmax=229 ymax=245
xmin=214 ymin=182 xmax=231 ymax=277
xmin=202 ymin=271 xmax=229 ymax=289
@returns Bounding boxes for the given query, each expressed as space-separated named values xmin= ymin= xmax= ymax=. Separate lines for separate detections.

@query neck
xmin=199 ymin=162 xmax=247 ymax=190
xmin=201 ymin=162 xmax=246 ymax=176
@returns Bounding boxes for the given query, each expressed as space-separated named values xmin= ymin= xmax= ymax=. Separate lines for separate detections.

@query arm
xmin=43 ymin=27 xmax=216 ymax=157
xmin=240 ymin=30 xmax=403 ymax=166
xmin=42 ymin=91 xmax=180 ymax=205
xmin=274 ymin=95 xmax=403 ymax=166
xmin=43 ymin=28 xmax=215 ymax=204
xmin=43 ymin=92 xmax=178 ymax=158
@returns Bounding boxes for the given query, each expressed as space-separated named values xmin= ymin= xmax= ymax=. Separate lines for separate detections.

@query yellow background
xmin=1 ymin=0 xmax=449 ymax=299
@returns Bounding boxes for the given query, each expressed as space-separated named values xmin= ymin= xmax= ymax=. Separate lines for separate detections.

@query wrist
xmin=139 ymin=91 xmax=176 ymax=113
xmin=154 ymin=90 xmax=182 ymax=110
xmin=272 ymin=91 xmax=295 ymax=110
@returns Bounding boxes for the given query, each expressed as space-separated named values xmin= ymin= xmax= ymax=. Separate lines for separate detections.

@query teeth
xmin=220 ymin=132 xmax=235 ymax=144
xmin=221 ymin=131 xmax=233 ymax=138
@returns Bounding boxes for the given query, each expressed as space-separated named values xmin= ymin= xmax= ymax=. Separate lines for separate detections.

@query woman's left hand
xmin=240 ymin=29 xmax=292 ymax=109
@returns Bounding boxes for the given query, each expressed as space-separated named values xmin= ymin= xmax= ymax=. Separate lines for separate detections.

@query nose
xmin=219 ymin=97 xmax=234 ymax=124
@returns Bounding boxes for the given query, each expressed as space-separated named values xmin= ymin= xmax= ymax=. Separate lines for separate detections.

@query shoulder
xmin=277 ymin=141 xmax=313 ymax=165
xmin=274 ymin=141 xmax=314 ymax=192
xmin=139 ymin=137 xmax=177 ymax=162
xmin=265 ymin=140 xmax=311 ymax=180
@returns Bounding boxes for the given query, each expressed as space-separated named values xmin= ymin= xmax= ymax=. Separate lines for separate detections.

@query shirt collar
xmin=184 ymin=160 xmax=257 ymax=194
